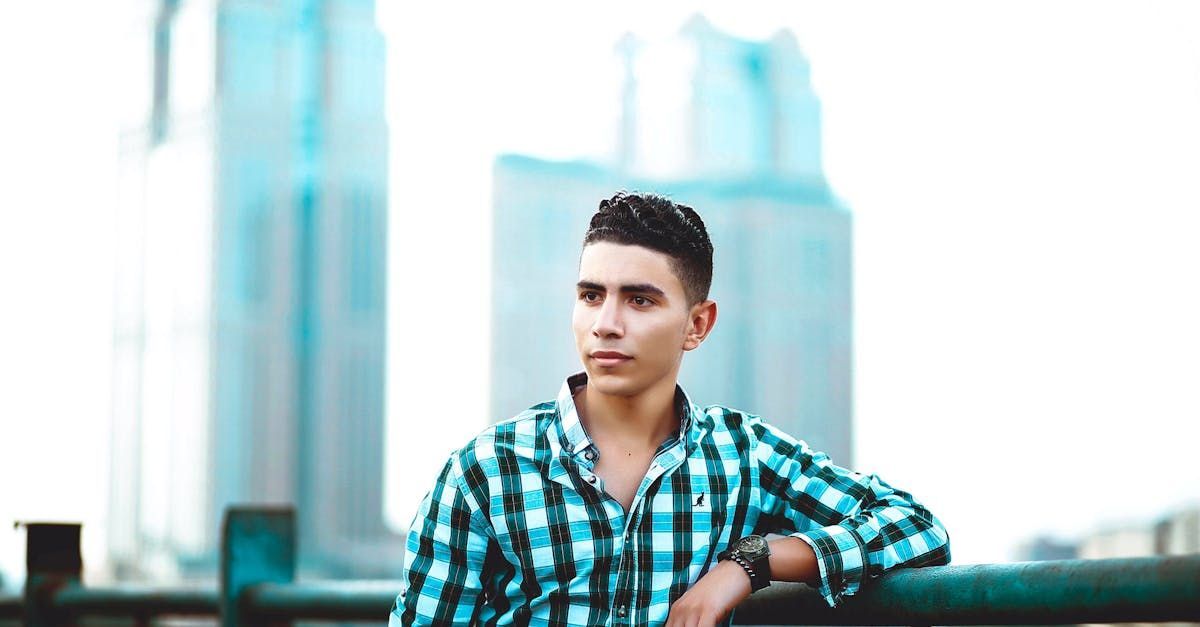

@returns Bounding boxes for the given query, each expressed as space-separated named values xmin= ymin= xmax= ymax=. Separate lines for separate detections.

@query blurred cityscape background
xmin=2 ymin=0 xmax=1200 ymax=601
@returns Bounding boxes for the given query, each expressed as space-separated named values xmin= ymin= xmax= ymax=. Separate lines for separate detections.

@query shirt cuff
xmin=792 ymin=523 xmax=868 ymax=608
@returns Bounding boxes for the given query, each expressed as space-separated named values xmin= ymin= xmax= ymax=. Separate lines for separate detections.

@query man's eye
xmin=632 ymin=296 xmax=651 ymax=306
xmin=580 ymin=292 xmax=600 ymax=302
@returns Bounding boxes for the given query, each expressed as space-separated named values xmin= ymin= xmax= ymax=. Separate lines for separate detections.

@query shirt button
xmin=617 ymin=606 xmax=627 ymax=617
xmin=584 ymin=450 xmax=595 ymax=461
xmin=587 ymin=475 xmax=597 ymax=485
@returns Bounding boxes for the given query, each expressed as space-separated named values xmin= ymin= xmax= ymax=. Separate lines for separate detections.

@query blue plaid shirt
xmin=391 ymin=373 xmax=950 ymax=626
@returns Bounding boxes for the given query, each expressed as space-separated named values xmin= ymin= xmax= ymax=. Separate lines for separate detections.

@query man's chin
xmin=584 ymin=369 xmax=642 ymax=397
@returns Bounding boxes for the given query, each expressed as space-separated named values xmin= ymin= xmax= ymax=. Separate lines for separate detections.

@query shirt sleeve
xmin=752 ymin=419 xmax=951 ymax=607
xmin=390 ymin=455 xmax=492 ymax=626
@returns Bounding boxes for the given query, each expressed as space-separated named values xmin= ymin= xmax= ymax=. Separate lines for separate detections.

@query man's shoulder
xmin=695 ymin=403 xmax=765 ymax=436
xmin=694 ymin=403 xmax=806 ymax=453
xmin=449 ymin=400 xmax=560 ymax=469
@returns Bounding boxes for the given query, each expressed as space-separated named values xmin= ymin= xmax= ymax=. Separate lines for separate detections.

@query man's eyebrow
xmin=619 ymin=283 xmax=666 ymax=297
xmin=575 ymin=281 xmax=666 ymax=298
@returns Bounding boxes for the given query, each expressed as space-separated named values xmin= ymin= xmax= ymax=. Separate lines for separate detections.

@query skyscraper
xmin=492 ymin=16 xmax=853 ymax=464
xmin=110 ymin=0 xmax=395 ymax=579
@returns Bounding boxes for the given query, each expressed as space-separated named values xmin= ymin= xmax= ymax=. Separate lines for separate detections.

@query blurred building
xmin=1015 ymin=535 xmax=1078 ymax=562
xmin=110 ymin=0 xmax=395 ymax=579
xmin=1155 ymin=509 xmax=1200 ymax=555
xmin=1018 ymin=507 xmax=1200 ymax=562
xmin=1079 ymin=526 xmax=1157 ymax=560
xmin=492 ymin=16 xmax=853 ymax=463
xmin=1080 ymin=508 xmax=1200 ymax=558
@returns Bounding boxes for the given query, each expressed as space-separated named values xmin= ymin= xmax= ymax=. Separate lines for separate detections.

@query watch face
xmin=736 ymin=535 xmax=767 ymax=554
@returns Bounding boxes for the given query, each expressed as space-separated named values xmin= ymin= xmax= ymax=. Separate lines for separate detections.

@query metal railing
xmin=2 ymin=506 xmax=1198 ymax=625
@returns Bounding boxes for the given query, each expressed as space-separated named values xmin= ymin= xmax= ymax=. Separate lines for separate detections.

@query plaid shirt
xmin=391 ymin=373 xmax=950 ymax=626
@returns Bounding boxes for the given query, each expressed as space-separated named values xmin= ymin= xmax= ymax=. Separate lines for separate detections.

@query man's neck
xmin=576 ymin=377 xmax=680 ymax=450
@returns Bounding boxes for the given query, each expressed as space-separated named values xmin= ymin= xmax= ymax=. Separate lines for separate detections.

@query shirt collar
xmin=555 ymin=372 xmax=703 ymax=460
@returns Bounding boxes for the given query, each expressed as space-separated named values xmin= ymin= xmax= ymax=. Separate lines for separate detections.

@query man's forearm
xmin=768 ymin=536 xmax=820 ymax=585
xmin=665 ymin=536 xmax=822 ymax=624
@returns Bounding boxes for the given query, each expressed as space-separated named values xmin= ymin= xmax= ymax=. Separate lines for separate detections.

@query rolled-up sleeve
xmin=752 ymin=419 xmax=950 ymax=607
xmin=390 ymin=456 xmax=492 ymax=626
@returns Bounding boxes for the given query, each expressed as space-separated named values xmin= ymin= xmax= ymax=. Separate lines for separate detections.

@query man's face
xmin=573 ymin=241 xmax=699 ymax=398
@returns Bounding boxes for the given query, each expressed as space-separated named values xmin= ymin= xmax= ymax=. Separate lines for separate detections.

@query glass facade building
xmin=109 ymin=0 xmax=394 ymax=579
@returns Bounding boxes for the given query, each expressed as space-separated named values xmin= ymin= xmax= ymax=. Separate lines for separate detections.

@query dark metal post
xmin=220 ymin=507 xmax=295 ymax=627
xmin=21 ymin=522 xmax=83 ymax=627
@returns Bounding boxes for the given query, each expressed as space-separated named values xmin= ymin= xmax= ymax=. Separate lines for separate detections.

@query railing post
xmin=21 ymin=522 xmax=82 ymax=627
xmin=220 ymin=507 xmax=295 ymax=627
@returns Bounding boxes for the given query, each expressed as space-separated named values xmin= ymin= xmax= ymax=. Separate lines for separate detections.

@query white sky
xmin=1 ymin=0 xmax=1198 ymax=588
xmin=380 ymin=0 xmax=1200 ymax=564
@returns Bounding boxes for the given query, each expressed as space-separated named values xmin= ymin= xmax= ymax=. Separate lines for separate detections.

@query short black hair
xmin=583 ymin=192 xmax=714 ymax=305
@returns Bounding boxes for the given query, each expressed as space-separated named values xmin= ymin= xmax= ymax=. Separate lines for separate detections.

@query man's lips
xmin=591 ymin=351 xmax=632 ymax=366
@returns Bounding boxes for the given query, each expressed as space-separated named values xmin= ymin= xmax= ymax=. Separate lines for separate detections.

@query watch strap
xmin=731 ymin=553 xmax=770 ymax=592
xmin=718 ymin=537 xmax=772 ymax=592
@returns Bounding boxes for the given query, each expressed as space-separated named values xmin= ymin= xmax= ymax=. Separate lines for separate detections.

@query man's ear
xmin=682 ymin=300 xmax=717 ymax=351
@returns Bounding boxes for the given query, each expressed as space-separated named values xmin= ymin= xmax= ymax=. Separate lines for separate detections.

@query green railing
xmin=2 ymin=506 xmax=1198 ymax=625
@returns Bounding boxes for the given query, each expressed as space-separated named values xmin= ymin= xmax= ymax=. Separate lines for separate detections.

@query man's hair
xmin=583 ymin=192 xmax=714 ymax=305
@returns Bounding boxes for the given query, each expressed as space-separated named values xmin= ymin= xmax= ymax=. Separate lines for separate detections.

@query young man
xmin=391 ymin=193 xmax=950 ymax=626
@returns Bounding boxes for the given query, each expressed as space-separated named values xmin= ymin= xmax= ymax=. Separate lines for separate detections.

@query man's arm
xmin=748 ymin=415 xmax=955 ymax=605
xmin=666 ymin=538 xmax=820 ymax=627
xmin=668 ymin=419 xmax=949 ymax=625
xmin=754 ymin=419 xmax=951 ymax=606
xmin=389 ymin=456 xmax=491 ymax=626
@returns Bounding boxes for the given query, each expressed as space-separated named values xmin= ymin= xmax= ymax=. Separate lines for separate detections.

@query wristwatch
xmin=718 ymin=535 xmax=772 ymax=592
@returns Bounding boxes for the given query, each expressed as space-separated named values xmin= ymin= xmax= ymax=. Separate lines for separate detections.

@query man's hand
xmin=666 ymin=559 xmax=753 ymax=627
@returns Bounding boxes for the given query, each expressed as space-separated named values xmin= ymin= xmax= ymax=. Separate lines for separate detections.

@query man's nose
xmin=592 ymin=298 xmax=624 ymax=338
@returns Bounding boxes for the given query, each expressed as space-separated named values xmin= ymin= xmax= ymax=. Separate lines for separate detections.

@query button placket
xmin=611 ymin=533 xmax=634 ymax=625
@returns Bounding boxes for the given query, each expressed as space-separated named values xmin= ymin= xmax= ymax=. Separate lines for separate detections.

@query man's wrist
xmin=718 ymin=534 xmax=772 ymax=592
xmin=712 ymin=559 xmax=754 ymax=596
